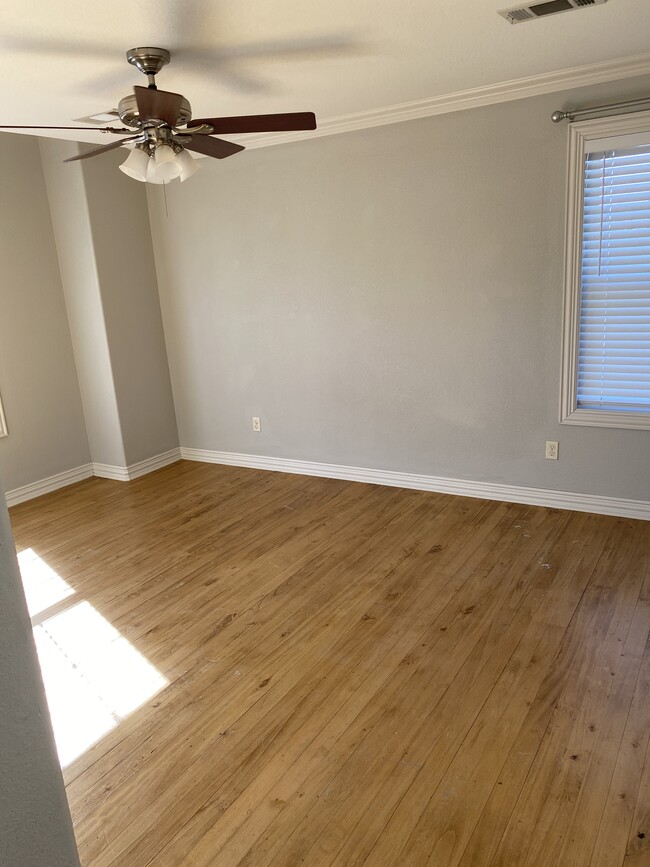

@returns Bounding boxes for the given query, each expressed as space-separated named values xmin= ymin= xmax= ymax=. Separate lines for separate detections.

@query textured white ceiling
xmin=0 ymin=0 xmax=649 ymax=145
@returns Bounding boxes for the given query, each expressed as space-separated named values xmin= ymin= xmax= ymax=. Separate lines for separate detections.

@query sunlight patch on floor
xmin=19 ymin=550 xmax=168 ymax=768
xmin=18 ymin=547 xmax=75 ymax=618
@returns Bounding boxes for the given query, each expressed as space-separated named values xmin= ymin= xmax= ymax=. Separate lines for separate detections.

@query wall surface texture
xmin=0 ymin=134 xmax=90 ymax=491
xmin=40 ymin=139 xmax=178 ymax=471
xmin=0 ymin=473 xmax=79 ymax=866
xmin=39 ymin=137 xmax=127 ymax=470
xmin=148 ymin=78 xmax=650 ymax=502
xmin=82 ymin=149 xmax=179 ymax=466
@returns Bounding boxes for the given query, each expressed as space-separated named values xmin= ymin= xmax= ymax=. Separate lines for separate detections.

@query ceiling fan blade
xmin=134 ymin=86 xmax=183 ymax=126
xmin=0 ymin=125 xmax=131 ymax=132
xmin=183 ymin=136 xmax=244 ymax=160
xmin=63 ymin=136 xmax=142 ymax=163
xmin=189 ymin=112 xmax=316 ymax=135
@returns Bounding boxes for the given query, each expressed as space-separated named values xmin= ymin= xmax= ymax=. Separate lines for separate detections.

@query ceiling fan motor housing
xmin=121 ymin=47 xmax=192 ymax=128
xmin=117 ymin=92 xmax=192 ymax=129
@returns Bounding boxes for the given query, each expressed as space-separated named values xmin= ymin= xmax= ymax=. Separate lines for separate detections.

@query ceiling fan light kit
xmin=175 ymin=147 xmax=200 ymax=181
xmin=154 ymin=142 xmax=183 ymax=180
xmin=1 ymin=46 xmax=317 ymax=185
xmin=145 ymin=157 xmax=165 ymax=185
xmin=118 ymin=144 xmax=149 ymax=181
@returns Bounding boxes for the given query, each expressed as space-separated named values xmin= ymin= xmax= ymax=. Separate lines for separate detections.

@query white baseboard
xmin=124 ymin=448 xmax=182 ymax=480
xmin=5 ymin=449 xmax=182 ymax=506
xmin=92 ymin=448 xmax=181 ymax=482
xmin=92 ymin=462 xmax=131 ymax=481
xmin=4 ymin=463 xmax=94 ymax=507
xmin=7 ymin=447 xmax=647 ymax=521
xmin=180 ymin=447 xmax=650 ymax=522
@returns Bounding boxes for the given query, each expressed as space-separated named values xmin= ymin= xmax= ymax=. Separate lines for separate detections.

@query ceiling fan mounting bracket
xmin=126 ymin=47 xmax=171 ymax=78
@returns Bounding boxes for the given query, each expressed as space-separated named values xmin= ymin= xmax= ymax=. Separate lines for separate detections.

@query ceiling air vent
xmin=499 ymin=0 xmax=607 ymax=24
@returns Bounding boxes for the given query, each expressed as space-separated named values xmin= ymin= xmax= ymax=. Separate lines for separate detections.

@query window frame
xmin=0 ymin=389 xmax=6 ymax=438
xmin=560 ymin=110 xmax=650 ymax=430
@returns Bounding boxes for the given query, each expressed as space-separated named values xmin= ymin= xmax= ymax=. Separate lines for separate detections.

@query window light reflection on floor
xmin=18 ymin=547 xmax=75 ymax=619
xmin=18 ymin=549 xmax=168 ymax=768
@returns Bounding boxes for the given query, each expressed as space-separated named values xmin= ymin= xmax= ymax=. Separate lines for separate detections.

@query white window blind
xmin=578 ymin=143 xmax=650 ymax=412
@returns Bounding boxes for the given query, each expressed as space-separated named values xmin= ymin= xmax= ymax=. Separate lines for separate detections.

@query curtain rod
xmin=551 ymin=95 xmax=650 ymax=123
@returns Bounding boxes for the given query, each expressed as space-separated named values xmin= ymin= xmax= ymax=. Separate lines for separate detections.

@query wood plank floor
xmin=8 ymin=460 xmax=650 ymax=866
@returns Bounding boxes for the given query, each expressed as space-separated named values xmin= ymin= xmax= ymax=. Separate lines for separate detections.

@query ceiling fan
xmin=0 ymin=47 xmax=317 ymax=184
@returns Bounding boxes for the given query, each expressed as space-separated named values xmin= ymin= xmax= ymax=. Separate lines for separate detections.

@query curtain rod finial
xmin=551 ymin=110 xmax=567 ymax=123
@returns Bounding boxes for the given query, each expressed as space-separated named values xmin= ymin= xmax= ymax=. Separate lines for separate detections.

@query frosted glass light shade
xmin=176 ymin=148 xmax=200 ymax=182
xmin=154 ymin=144 xmax=182 ymax=180
xmin=145 ymin=158 xmax=165 ymax=184
xmin=119 ymin=147 xmax=148 ymax=182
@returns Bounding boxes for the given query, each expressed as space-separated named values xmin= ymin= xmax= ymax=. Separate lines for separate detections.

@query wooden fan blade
xmin=0 ymin=125 xmax=131 ymax=132
xmin=184 ymin=136 xmax=244 ymax=160
xmin=134 ymin=86 xmax=183 ymax=126
xmin=188 ymin=111 xmax=316 ymax=135
xmin=63 ymin=136 xmax=141 ymax=163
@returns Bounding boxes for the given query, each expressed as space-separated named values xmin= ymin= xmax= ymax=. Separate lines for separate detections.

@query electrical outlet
xmin=253 ymin=417 xmax=261 ymax=432
xmin=545 ymin=440 xmax=559 ymax=460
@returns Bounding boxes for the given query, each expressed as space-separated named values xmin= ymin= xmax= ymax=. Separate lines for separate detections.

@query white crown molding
xmin=180 ymin=448 xmax=650 ymax=522
xmin=230 ymin=53 xmax=650 ymax=151
xmin=4 ymin=463 xmax=94 ymax=507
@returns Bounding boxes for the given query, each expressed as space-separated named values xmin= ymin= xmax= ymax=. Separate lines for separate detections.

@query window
xmin=0 ymin=388 xmax=6 ymax=437
xmin=561 ymin=112 xmax=650 ymax=429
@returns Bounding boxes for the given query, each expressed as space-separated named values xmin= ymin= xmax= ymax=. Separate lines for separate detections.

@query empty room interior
xmin=2 ymin=1 xmax=650 ymax=865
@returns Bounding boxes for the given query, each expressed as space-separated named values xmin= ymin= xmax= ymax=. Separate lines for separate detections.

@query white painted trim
xmin=230 ymin=53 xmax=650 ymax=150
xmin=93 ymin=448 xmax=181 ymax=482
xmin=560 ymin=116 xmax=584 ymax=427
xmin=561 ymin=407 xmax=650 ymax=431
xmin=180 ymin=448 xmax=650 ymax=522
xmin=560 ymin=111 xmax=650 ymax=431
xmin=91 ymin=462 xmax=131 ymax=481
xmin=4 ymin=463 xmax=94 ymax=507
xmin=6 ymin=448 xmax=647 ymax=519
xmin=0 ymin=389 xmax=7 ymax=438
xmin=123 ymin=447 xmax=182 ymax=480
xmin=5 ymin=449 xmax=182 ymax=505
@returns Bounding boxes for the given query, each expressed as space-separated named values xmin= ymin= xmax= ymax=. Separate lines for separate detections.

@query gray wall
xmin=82 ymin=150 xmax=179 ymax=465
xmin=40 ymin=138 xmax=128 ymax=469
xmin=0 ymin=474 xmax=79 ymax=866
xmin=0 ymin=135 xmax=90 ymax=492
xmin=40 ymin=140 xmax=179 ymax=470
xmin=148 ymin=77 xmax=650 ymax=502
